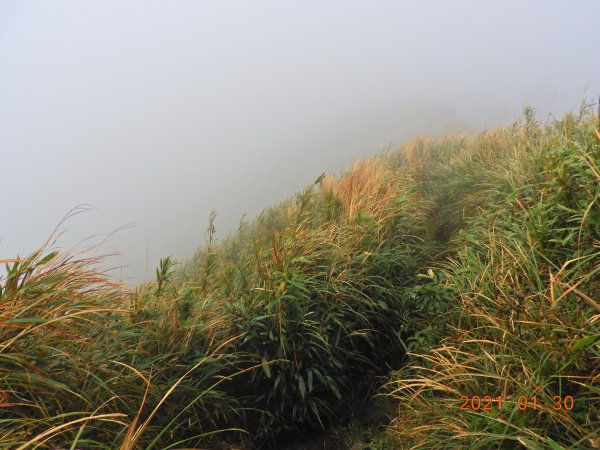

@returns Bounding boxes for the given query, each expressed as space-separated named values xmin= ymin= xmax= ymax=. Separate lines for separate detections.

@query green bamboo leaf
xmin=298 ymin=375 xmax=306 ymax=399
xmin=38 ymin=251 xmax=59 ymax=266
xmin=274 ymin=374 xmax=282 ymax=391
xmin=22 ymin=272 xmax=68 ymax=290
xmin=287 ymin=279 xmax=311 ymax=294
xmin=546 ymin=437 xmax=564 ymax=450
xmin=250 ymin=314 xmax=273 ymax=322
xmin=6 ymin=317 xmax=49 ymax=324
xmin=517 ymin=437 xmax=544 ymax=450
xmin=19 ymin=372 xmax=70 ymax=391
xmin=261 ymin=356 xmax=271 ymax=378
xmin=569 ymin=334 xmax=599 ymax=353
xmin=314 ymin=172 xmax=326 ymax=184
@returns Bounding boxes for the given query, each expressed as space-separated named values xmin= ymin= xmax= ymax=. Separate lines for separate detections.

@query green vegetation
xmin=385 ymin=109 xmax=600 ymax=449
xmin=1 ymin=108 xmax=598 ymax=448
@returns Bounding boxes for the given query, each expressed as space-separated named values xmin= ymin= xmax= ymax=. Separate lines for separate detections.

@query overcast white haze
xmin=1 ymin=1 xmax=598 ymax=284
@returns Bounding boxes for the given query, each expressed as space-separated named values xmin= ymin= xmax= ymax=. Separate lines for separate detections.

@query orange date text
xmin=459 ymin=395 xmax=574 ymax=411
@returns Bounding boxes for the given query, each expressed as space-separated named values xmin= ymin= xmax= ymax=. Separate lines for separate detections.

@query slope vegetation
xmin=0 ymin=109 xmax=598 ymax=449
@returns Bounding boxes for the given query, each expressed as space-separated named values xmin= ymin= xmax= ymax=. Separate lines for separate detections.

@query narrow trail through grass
xmin=1 ymin=109 xmax=598 ymax=449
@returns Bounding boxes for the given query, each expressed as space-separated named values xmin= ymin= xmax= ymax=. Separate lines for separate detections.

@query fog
xmin=1 ymin=0 xmax=598 ymax=284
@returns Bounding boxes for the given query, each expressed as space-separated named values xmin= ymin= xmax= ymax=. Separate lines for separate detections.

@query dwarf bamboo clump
xmin=385 ymin=110 xmax=600 ymax=449
xmin=1 ymin=108 xmax=598 ymax=449
xmin=0 ymin=240 xmax=244 ymax=448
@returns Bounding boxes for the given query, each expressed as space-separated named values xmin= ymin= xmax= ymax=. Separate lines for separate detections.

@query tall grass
xmin=1 ymin=107 xmax=598 ymax=449
xmin=0 ymin=229 xmax=244 ymax=448
xmin=385 ymin=110 xmax=600 ymax=449
xmin=177 ymin=159 xmax=435 ymax=445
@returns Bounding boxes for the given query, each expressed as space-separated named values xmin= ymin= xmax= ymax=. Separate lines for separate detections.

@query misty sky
xmin=1 ymin=1 xmax=598 ymax=284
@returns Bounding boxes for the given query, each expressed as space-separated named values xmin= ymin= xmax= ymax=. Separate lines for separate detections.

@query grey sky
xmin=1 ymin=1 xmax=598 ymax=284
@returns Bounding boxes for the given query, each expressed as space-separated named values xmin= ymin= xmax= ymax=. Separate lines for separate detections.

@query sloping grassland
xmin=1 ymin=109 xmax=598 ymax=449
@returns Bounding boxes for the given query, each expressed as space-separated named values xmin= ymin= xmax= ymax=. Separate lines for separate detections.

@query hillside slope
xmin=0 ymin=109 xmax=598 ymax=449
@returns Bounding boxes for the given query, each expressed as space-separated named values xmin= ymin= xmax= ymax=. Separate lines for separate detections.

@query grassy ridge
xmin=0 ymin=232 xmax=246 ymax=448
xmin=386 ymin=110 xmax=600 ymax=449
xmin=214 ymin=159 xmax=433 ymax=445
xmin=0 ymin=109 xmax=598 ymax=448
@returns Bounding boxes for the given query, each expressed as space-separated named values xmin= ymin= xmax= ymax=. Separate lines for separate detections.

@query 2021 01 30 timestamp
xmin=459 ymin=395 xmax=574 ymax=411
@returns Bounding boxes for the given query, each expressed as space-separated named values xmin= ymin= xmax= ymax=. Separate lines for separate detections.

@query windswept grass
xmin=1 ymin=107 xmax=598 ymax=449
xmin=0 ymin=228 xmax=245 ymax=448
xmin=385 ymin=109 xmax=600 ymax=449
xmin=214 ymin=159 xmax=433 ymax=445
